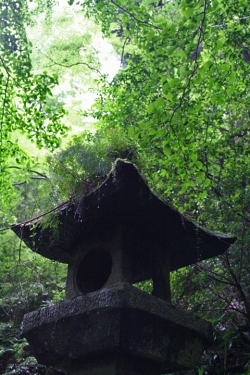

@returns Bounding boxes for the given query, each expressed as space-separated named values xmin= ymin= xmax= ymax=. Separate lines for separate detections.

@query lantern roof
xmin=11 ymin=160 xmax=236 ymax=272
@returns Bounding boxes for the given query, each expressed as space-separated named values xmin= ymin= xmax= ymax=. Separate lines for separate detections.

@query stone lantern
xmin=12 ymin=160 xmax=236 ymax=375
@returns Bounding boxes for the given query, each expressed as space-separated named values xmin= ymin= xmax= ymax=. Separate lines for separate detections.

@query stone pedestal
xmin=21 ymin=283 xmax=213 ymax=375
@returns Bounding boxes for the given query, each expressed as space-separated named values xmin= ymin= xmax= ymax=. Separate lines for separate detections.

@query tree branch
xmin=38 ymin=50 xmax=103 ymax=75
xmin=29 ymin=169 xmax=48 ymax=179
xmin=206 ymin=284 xmax=248 ymax=318
xmin=120 ymin=36 xmax=130 ymax=66
xmin=222 ymin=253 xmax=250 ymax=323
xmin=210 ymin=184 xmax=250 ymax=224
xmin=12 ymin=176 xmax=47 ymax=186
xmin=8 ymin=166 xmax=48 ymax=179
xmin=12 ymin=181 xmax=27 ymax=186
xmin=169 ymin=0 xmax=207 ymax=125
xmin=110 ymin=0 xmax=162 ymax=30
xmin=195 ymin=263 xmax=235 ymax=286
xmin=0 ymin=57 xmax=10 ymax=176
xmin=0 ymin=200 xmax=70 ymax=232
xmin=212 ymin=15 xmax=250 ymax=28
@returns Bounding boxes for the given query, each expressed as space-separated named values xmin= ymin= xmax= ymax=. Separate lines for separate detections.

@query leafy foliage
xmin=46 ymin=127 xmax=145 ymax=202
xmin=0 ymin=230 xmax=67 ymax=375
xmin=81 ymin=0 xmax=250 ymax=208
xmin=0 ymin=0 xmax=67 ymax=210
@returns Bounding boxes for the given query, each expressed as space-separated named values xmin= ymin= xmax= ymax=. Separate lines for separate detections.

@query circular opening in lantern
xmin=75 ymin=248 xmax=113 ymax=294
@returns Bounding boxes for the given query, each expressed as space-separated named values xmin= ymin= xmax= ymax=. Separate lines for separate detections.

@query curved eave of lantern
xmin=11 ymin=160 xmax=236 ymax=272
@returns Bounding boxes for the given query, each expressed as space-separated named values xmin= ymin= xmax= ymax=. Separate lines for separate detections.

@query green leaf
xmin=212 ymin=0 xmax=219 ymax=9
xmin=169 ymin=78 xmax=180 ymax=88
xmin=128 ymin=127 xmax=135 ymax=137
xmin=154 ymin=97 xmax=165 ymax=109
xmin=182 ymin=7 xmax=194 ymax=18
xmin=162 ymin=83 xmax=169 ymax=94
xmin=190 ymin=152 xmax=197 ymax=163
xmin=147 ymin=103 xmax=154 ymax=114
xmin=166 ymin=92 xmax=173 ymax=102
xmin=216 ymin=38 xmax=224 ymax=49
xmin=211 ymin=94 xmax=217 ymax=104
xmin=163 ymin=145 xmax=171 ymax=156
xmin=196 ymin=161 xmax=203 ymax=169
xmin=197 ymin=171 xmax=205 ymax=180
xmin=228 ymin=71 xmax=236 ymax=82
xmin=218 ymin=64 xmax=230 ymax=74
xmin=204 ymin=178 xmax=211 ymax=187
xmin=147 ymin=31 xmax=155 ymax=42
xmin=198 ymin=191 xmax=207 ymax=199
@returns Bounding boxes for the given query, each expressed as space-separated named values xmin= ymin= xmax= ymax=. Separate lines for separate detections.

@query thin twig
xmin=110 ymin=0 xmax=162 ymax=30
xmin=169 ymin=0 xmax=207 ymax=126
xmin=0 ymin=200 xmax=70 ymax=232
xmin=29 ymin=169 xmax=47 ymax=179
xmin=195 ymin=264 xmax=235 ymax=285
xmin=38 ymin=49 xmax=102 ymax=75
xmin=120 ymin=36 xmax=130 ymax=66
xmin=212 ymin=15 xmax=250 ymax=28
xmin=206 ymin=284 xmax=248 ymax=318
xmin=13 ymin=176 xmax=47 ymax=185
xmin=223 ymin=253 xmax=250 ymax=322
xmin=13 ymin=182 xmax=27 ymax=186
xmin=9 ymin=166 xmax=48 ymax=179
xmin=0 ymin=56 xmax=11 ymax=183
xmin=0 ymin=55 xmax=11 ymax=78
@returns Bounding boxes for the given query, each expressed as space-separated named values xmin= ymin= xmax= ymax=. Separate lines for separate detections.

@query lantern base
xmin=21 ymin=283 xmax=212 ymax=375
xmin=69 ymin=354 xmax=162 ymax=375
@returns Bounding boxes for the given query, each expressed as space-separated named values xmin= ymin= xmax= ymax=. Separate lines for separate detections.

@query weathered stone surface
xmin=21 ymin=283 xmax=213 ymax=374
xmin=11 ymin=160 xmax=236 ymax=273
xmin=65 ymin=224 xmax=172 ymax=301
xmin=68 ymin=355 xmax=162 ymax=375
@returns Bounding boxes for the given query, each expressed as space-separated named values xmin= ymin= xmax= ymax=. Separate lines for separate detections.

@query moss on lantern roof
xmin=11 ymin=159 xmax=236 ymax=272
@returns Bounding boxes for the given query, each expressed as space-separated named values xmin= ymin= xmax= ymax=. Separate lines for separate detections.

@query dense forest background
xmin=1 ymin=0 xmax=250 ymax=374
